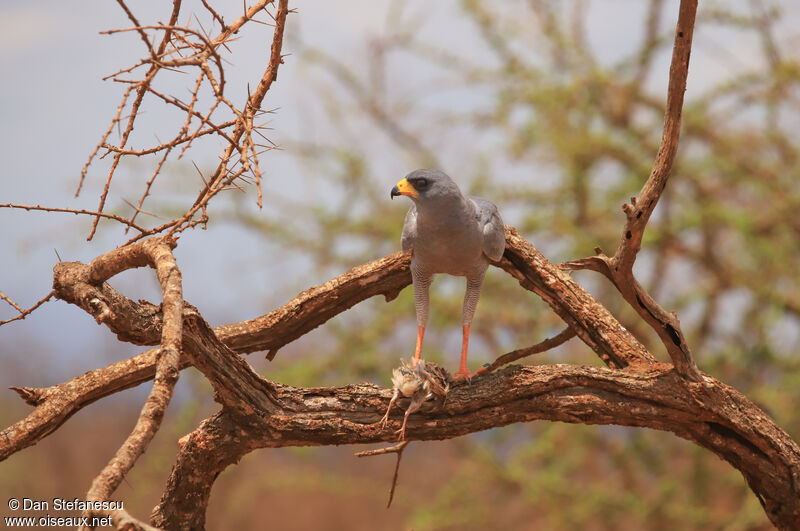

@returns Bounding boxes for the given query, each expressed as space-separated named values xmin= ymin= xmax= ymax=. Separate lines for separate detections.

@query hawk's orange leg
xmin=414 ymin=326 xmax=425 ymax=360
xmin=454 ymin=324 xmax=471 ymax=379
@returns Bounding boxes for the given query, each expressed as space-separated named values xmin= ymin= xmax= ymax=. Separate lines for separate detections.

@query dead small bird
xmin=379 ymin=357 xmax=450 ymax=440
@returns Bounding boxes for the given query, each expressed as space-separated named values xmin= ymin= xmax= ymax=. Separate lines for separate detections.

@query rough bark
xmin=4 ymin=229 xmax=799 ymax=529
xmin=82 ymin=238 xmax=184 ymax=510
xmin=1 ymin=228 xmax=651 ymax=462
xmin=150 ymin=301 xmax=800 ymax=528
xmin=0 ymin=250 xmax=412 ymax=461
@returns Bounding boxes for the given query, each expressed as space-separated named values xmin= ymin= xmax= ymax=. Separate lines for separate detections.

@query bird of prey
xmin=390 ymin=169 xmax=505 ymax=379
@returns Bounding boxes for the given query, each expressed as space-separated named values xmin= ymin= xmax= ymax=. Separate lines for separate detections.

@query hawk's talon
xmin=453 ymin=368 xmax=472 ymax=382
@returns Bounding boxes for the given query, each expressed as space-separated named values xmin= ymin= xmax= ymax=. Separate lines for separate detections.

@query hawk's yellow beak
xmin=390 ymin=178 xmax=419 ymax=199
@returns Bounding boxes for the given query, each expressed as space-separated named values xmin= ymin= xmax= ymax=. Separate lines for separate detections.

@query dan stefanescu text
xmin=21 ymin=498 xmax=123 ymax=511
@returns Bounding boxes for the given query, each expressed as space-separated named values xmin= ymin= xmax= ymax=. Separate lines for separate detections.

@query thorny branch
xmin=0 ymin=289 xmax=54 ymax=326
xmin=0 ymin=203 xmax=148 ymax=234
xmin=0 ymin=228 xmax=648 ymax=462
xmin=5 ymin=227 xmax=800 ymax=528
xmin=71 ymin=0 xmax=290 ymax=243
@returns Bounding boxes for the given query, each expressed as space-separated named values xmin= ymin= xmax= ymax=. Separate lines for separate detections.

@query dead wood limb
xmin=150 ymin=412 xmax=255 ymax=528
xmin=2 ymin=228 xmax=651 ymax=462
xmin=2 ymin=229 xmax=798 ymax=528
xmin=153 ymin=355 xmax=800 ymax=529
xmin=0 ymin=249 xmax=411 ymax=461
xmin=0 ymin=203 xmax=147 ymax=234
xmin=500 ymin=227 xmax=656 ymax=369
xmin=215 ymin=249 xmax=413 ymax=358
xmin=354 ymin=441 xmax=410 ymax=458
xmin=84 ymin=0 xmax=184 ymax=240
xmin=83 ymin=238 xmax=183 ymax=505
xmin=169 ymin=0 xmax=291 ymax=240
xmin=39 ymin=236 xmax=184 ymax=530
xmin=1 ymin=349 xmax=181 ymax=460
xmin=5 ymin=226 xmax=798 ymax=529
xmin=79 ymin=0 xmax=291 ymax=244
xmin=560 ymin=0 xmax=702 ymax=381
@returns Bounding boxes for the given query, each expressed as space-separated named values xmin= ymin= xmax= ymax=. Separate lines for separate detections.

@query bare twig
xmin=356 ymin=441 xmax=410 ymax=508
xmin=474 ymin=326 xmax=576 ymax=375
xmin=0 ymin=289 xmax=24 ymax=313
xmin=182 ymin=0 xmax=290 ymax=227
xmin=115 ymin=0 xmax=155 ymax=57
xmin=84 ymin=2 xmax=183 ymax=241
xmin=0 ymin=290 xmax=55 ymax=327
xmin=73 ymin=0 xmax=292 ymax=246
xmin=0 ymin=203 xmax=147 ymax=234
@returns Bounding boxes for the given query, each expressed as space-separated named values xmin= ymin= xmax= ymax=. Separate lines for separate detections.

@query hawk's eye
xmin=415 ymin=178 xmax=428 ymax=189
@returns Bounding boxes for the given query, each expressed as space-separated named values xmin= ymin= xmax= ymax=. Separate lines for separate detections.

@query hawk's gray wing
xmin=401 ymin=204 xmax=418 ymax=252
xmin=471 ymin=197 xmax=505 ymax=262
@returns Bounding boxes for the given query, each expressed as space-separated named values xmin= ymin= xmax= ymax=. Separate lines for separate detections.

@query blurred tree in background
xmin=2 ymin=1 xmax=799 ymax=529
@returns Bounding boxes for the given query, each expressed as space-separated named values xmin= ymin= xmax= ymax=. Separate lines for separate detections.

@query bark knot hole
xmin=664 ymin=323 xmax=682 ymax=346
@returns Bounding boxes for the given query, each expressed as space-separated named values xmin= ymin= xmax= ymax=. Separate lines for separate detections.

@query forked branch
xmin=4 ymin=1 xmax=800 ymax=529
xmin=560 ymin=0 xmax=701 ymax=381
xmin=3 ymin=229 xmax=800 ymax=529
xmin=355 ymin=441 xmax=410 ymax=508
xmin=3 ymin=228 xmax=651 ymax=462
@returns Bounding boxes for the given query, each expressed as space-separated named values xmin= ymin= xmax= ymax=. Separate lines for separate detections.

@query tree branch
xmin=1 ymin=250 xmax=410 ymax=461
xmin=0 ymin=203 xmax=147 ymax=234
xmin=560 ymin=0 xmax=702 ymax=381
xmin=154 ymin=346 xmax=800 ymax=529
xmin=2 ymin=224 xmax=799 ymax=528
xmin=77 ymin=0 xmax=292 ymax=244
xmin=175 ymin=0 xmax=291 ymax=239
xmin=83 ymin=238 xmax=183 ymax=506
xmin=500 ymin=228 xmax=656 ymax=369
xmin=355 ymin=441 xmax=410 ymax=508
xmin=36 ymin=236 xmax=185 ymax=529
xmin=2 ymin=228 xmax=653 ymax=461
